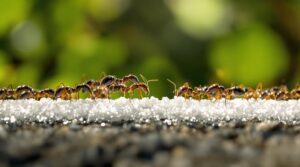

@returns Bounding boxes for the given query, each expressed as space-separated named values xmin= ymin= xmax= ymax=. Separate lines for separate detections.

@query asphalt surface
xmin=0 ymin=120 xmax=299 ymax=167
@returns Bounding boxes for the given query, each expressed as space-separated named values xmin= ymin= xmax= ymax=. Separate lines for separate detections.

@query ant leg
xmin=129 ymin=91 xmax=134 ymax=99
xmin=90 ymin=92 xmax=95 ymax=100
xmin=139 ymin=89 xmax=143 ymax=98
xmin=224 ymin=95 xmax=231 ymax=107
xmin=67 ymin=94 xmax=71 ymax=100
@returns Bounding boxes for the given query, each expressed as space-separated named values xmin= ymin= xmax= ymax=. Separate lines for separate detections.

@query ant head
xmin=183 ymin=82 xmax=189 ymax=87
xmin=238 ymin=84 xmax=246 ymax=89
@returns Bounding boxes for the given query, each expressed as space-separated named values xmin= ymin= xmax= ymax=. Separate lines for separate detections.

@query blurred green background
xmin=0 ymin=0 xmax=299 ymax=97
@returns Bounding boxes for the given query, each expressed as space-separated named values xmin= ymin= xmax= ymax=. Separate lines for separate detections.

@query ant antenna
xmin=7 ymin=84 xmax=13 ymax=89
xmin=239 ymin=84 xmax=245 ymax=88
xmin=256 ymin=82 xmax=263 ymax=90
xmin=99 ymin=72 xmax=107 ymax=79
xmin=140 ymin=74 xmax=158 ymax=96
xmin=230 ymin=82 xmax=235 ymax=87
xmin=167 ymin=79 xmax=177 ymax=95
xmin=57 ymin=82 xmax=65 ymax=89
xmin=139 ymin=74 xmax=158 ymax=85
xmin=80 ymin=74 xmax=88 ymax=83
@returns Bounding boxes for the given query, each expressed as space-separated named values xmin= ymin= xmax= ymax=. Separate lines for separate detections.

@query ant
xmin=19 ymin=91 xmax=36 ymax=99
xmin=55 ymin=84 xmax=76 ymax=100
xmin=34 ymin=88 xmax=55 ymax=100
xmin=291 ymin=85 xmax=300 ymax=100
xmin=224 ymin=86 xmax=248 ymax=100
xmin=205 ymin=83 xmax=225 ymax=100
xmin=127 ymin=75 xmax=158 ymax=98
xmin=0 ymin=88 xmax=7 ymax=100
xmin=0 ymin=85 xmax=17 ymax=100
xmin=263 ymin=86 xmax=289 ymax=100
xmin=16 ymin=85 xmax=33 ymax=94
xmin=85 ymin=80 xmax=101 ymax=90
xmin=74 ymin=84 xmax=95 ymax=99
xmin=243 ymin=83 xmax=263 ymax=100
xmin=167 ymin=79 xmax=193 ymax=98
xmin=192 ymin=86 xmax=207 ymax=99
xmin=100 ymin=75 xmax=116 ymax=86
xmin=109 ymin=84 xmax=127 ymax=97
xmin=121 ymin=74 xmax=140 ymax=84
xmin=5 ymin=88 xmax=17 ymax=100
xmin=100 ymin=74 xmax=140 ymax=86
xmin=93 ymin=85 xmax=110 ymax=99
xmin=261 ymin=89 xmax=274 ymax=100
xmin=15 ymin=85 xmax=35 ymax=99
xmin=276 ymin=91 xmax=290 ymax=100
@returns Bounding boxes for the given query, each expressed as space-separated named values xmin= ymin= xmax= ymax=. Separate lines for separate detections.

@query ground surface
xmin=0 ymin=121 xmax=299 ymax=167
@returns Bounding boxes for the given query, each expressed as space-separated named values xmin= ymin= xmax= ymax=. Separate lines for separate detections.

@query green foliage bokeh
xmin=0 ymin=0 xmax=299 ymax=98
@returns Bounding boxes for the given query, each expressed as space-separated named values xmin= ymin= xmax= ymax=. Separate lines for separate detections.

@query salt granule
xmin=0 ymin=97 xmax=299 ymax=124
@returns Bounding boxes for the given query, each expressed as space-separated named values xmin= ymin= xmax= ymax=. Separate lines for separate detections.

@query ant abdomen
xmin=100 ymin=75 xmax=116 ymax=86
xmin=123 ymin=74 xmax=139 ymax=84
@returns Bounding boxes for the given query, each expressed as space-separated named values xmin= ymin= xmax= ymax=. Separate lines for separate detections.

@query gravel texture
xmin=0 ymin=121 xmax=299 ymax=167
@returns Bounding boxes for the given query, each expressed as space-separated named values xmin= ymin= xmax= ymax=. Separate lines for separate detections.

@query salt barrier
xmin=0 ymin=97 xmax=300 ymax=124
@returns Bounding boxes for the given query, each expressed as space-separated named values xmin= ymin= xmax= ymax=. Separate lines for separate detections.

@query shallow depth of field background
xmin=0 ymin=0 xmax=299 ymax=97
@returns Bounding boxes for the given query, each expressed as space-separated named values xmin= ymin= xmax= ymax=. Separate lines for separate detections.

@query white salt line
xmin=0 ymin=97 xmax=299 ymax=124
